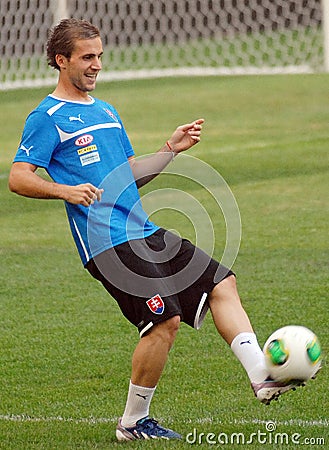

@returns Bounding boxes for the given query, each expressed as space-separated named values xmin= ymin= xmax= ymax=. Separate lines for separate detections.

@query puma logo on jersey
xmin=20 ymin=144 xmax=33 ymax=156
xmin=69 ymin=114 xmax=84 ymax=123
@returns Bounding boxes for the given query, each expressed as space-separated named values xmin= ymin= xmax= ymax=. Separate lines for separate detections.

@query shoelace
xmin=138 ymin=418 xmax=169 ymax=436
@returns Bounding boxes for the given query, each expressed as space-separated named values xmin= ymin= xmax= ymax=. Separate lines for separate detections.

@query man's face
xmin=61 ymin=37 xmax=103 ymax=93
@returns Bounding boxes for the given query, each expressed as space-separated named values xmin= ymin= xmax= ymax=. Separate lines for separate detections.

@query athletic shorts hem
xmin=139 ymin=312 xmax=182 ymax=337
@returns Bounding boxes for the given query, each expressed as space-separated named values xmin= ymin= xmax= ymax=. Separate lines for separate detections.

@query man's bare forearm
xmin=129 ymin=146 xmax=175 ymax=188
xmin=9 ymin=162 xmax=68 ymax=199
xmin=9 ymin=162 xmax=103 ymax=206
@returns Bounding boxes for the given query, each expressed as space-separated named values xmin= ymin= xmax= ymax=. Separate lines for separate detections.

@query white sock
xmin=121 ymin=381 xmax=156 ymax=428
xmin=230 ymin=332 xmax=269 ymax=383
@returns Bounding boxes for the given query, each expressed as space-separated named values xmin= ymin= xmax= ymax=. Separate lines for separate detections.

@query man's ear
xmin=55 ymin=54 xmax=68 ymax=70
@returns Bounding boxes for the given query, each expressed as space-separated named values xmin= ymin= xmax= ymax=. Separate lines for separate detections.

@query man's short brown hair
xmin=47 ymin=18 xmax=100 ymax=70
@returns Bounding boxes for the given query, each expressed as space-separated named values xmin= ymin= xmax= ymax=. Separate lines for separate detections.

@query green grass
xmin=0 ymin=74 xmax=328 ymax=449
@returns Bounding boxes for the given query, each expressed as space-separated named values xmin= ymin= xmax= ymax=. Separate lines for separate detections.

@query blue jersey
xmin=14 ymin=95 xmax=159 ymax=265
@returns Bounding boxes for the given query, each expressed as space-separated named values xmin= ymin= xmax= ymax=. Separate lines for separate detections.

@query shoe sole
xmin=261 ymin=368 xmax=322 ymax=405
xmin=116 ymin=427 xmax=137 ymax=441
xmin=257 ymin=380 xmax=306 ymax=405
xmin=116 ymin=423 xmax=177 ymax=441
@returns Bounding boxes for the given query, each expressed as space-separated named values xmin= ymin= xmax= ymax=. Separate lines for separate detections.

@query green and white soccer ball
xmin=263 ymin=325 xmax=322 ymax=382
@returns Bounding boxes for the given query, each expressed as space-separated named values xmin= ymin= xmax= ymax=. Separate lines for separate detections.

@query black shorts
xmin=86 ymin=228 xmax=234 ymax=336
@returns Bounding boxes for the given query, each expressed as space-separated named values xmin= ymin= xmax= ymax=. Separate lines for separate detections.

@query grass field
xmin=0 ymin=73 xmax=328 ymax=449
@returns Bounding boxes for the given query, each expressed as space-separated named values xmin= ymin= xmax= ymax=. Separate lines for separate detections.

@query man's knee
xmin=148 ymin=315 xmax=180 ymax=348
xmin=209 ymin=274 xmax=239 ymax=304
xmin=215 ymin=274 xmax=237 ymax=292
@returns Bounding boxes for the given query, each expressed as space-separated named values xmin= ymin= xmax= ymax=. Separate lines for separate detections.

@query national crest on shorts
xmin=146 ymin=294 xmax=165 ymax=315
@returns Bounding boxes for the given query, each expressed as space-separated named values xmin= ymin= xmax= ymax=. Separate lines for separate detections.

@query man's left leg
xmin=208 ymin=275 xmax=268 ymax=381
xmin=208 ymin=275 xmax=302 ymax=403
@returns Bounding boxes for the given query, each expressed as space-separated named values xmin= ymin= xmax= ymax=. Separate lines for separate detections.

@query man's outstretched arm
xmin=129 ymin=118 xmax=204 ymax=188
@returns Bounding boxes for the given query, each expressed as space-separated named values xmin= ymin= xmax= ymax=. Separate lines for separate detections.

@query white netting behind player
xmin=0 ymin=0 xmax=325 ymax=90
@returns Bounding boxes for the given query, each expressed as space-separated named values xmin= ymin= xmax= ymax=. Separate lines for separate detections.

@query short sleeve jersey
xmin=14 ymin=95 xmax=159 ymax=265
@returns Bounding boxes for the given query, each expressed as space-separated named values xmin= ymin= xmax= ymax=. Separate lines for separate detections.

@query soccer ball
xmin=263 ymin=325 xmax=322 ymax=382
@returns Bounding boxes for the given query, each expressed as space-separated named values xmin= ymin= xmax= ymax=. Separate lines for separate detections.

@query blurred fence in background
xmin=0 ymin=0 xmax=327 ymax=90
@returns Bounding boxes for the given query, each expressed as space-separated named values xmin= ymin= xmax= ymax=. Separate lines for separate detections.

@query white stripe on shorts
xmin=194 ymin=292 xmax=209 ymax=330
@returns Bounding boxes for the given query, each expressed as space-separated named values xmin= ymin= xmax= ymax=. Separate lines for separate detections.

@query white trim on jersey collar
xmin=48 ymin=94 xmax=95 ymax=105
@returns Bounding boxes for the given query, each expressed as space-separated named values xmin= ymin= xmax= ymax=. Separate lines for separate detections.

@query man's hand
xmin=129 ymin=118 xmax=205 ymax=189
xmin=166 ymin=118 xmax=204 ymax=154
xmin=64 ymin=183 xmax=104 ymax=207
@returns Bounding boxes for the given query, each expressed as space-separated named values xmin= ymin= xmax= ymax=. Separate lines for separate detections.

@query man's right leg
xmin=116 ymin=315 xmax=182 ymax=441
xmin=130 ymin=315 xmax=180 ymax=388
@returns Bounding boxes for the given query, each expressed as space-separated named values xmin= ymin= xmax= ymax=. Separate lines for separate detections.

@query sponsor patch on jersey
xmin=146 ymin=294 xmax=165 ymax=315
xmin=80 ymin=151 xmax=100 ymax=166
xmin=75 ymin=134 xmax=94 ymax=146
xmin=77 ymin=144 xmax=97 ymax=155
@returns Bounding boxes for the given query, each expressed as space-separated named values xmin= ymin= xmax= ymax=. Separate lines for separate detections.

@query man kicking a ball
xmin=9 ymin=19 xmax=300 ymax=441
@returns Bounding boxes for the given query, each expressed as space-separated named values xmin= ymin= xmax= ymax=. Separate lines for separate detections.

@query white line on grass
xmin=0 ymin=414 xmax=327 ymax=428
xmin=0 ymin=414 xmax=117 ymax=424
xmin=234 ymin=418 xmax=329 ymax=428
